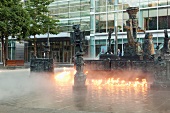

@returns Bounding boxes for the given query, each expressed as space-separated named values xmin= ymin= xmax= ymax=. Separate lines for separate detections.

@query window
xmin=158 ymin=8 xmax=169 ymax=29
xmin=95 ymin=14 xmax=107 ymax=33
xmin=142 ymin=9 xmax=157 ymax=30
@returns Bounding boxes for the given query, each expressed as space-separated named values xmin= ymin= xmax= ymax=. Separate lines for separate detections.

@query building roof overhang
xmin=29 ymin=32 xmax=70 ymax=39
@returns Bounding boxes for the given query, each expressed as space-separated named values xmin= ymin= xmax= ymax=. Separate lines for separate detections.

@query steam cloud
xmin=0 ymin=69 xmax=55 ymax=100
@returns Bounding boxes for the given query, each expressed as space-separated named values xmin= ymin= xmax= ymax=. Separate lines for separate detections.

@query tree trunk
xmin=1 ymin=36 xmax=5 ymax=66
xmin=33 ymin=35 xmax=37 ymax=57
xmin=5 ymin=37 xmax=8 ymax=61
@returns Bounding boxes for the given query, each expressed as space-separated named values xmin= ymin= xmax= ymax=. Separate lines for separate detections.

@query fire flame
xmin=54 ymin=68 xmax=148 ymax=88
xmin=54 ymin=71 xmax=71 ymax=82
xmin=87 ymin=78 xmax=147 ymax=87
xmin=54 ymin=67 xmax=73 ymax=83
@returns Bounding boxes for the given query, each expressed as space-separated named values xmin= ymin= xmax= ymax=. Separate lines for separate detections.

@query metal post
xmin=46 ymin=25 xmax=50 ymax=58
xmin=114 ymin=0 xmax=118 ymax=55
xmin=47 ymin=25 xmax=50 ymax=46
xmin=11 ymin=39 xmax=12 ymax=60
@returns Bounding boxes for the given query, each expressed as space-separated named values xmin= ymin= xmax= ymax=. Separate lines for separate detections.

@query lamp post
xmin=45 ymin=25 xmax=50 ymax=58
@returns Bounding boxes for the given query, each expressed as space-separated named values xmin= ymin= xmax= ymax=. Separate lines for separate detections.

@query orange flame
xmin=85 ymin=71 xmax=88 ymax=74
xmin=54 ymin=68 xmax=148 ymax=88
xmin=87 ymin=78 xmax=147 ymax=87
xmin=54 ymin=71 xmax=71 ymax=82
xmin=54 ymin=67 xmax=73 ymax=83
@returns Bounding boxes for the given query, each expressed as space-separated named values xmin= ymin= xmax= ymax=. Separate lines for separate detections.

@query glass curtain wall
xmin=95 ymin=0 xmax=124 ymax=33
xmin=92 ymin=0 xmax=170 ymax=57
xmin=47 ymin=0 xmax=91 ymax=62
xmin=49 ymin=0 xmax=90 ymax=32
xmin=93 ymin=0 xmax=170 ymax=33
xmin=49 ymin=0 xmax=170 ymax=58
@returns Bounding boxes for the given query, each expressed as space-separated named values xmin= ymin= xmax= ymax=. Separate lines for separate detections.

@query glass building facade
xmin=49 ymin=0 xmax=90 ymax=32
xmin=90 ymin=0 xmax=170 ymax=57
xmin=45 ymin=0 xmax=91 ymax=63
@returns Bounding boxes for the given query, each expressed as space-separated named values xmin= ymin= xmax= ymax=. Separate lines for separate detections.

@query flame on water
xmin=54 ymin=71 xmax=71 ymax=82
xmin=85 ymin=71 xmax=88 ymax=74
xmin=54 ymin=67 xmax=73 ymax=83
xmin=54 ymin=68 xmax=148 ymax=88
xmin=86 ymin=78 xmax=147 ymax=87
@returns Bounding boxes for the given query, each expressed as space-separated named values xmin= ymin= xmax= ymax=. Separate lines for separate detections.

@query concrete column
xmin=90 ymin=35 xmax=95 ymax=58
xmin=114 ymin=0 xmax=118 ymax=55
xmin=90 ymin=0 xmax=95 ymax=58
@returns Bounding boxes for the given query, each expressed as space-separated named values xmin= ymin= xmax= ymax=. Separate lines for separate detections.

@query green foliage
xmin=0 ymin=0 xmax=30 ymax=39
xmin=0 ymin=0 xmax=31 ymax=65
xmin=25 ymin=0 xmax=59 ymax=36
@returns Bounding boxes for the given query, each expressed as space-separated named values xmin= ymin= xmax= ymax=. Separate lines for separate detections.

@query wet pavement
xmin=0 ymin=68 xmax=170 ymax=113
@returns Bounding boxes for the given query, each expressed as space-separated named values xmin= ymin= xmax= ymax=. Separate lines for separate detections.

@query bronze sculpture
xmin=124 ymin=7 xmax=143 ymax=57
xmin=84 ymin=7 xmax=170 ymax=89
xmin=71 ymin=25 xmax=86 ymax=89
xmin=143 ymin=33 xmax=155 ymax=60
xmin=163 ymin=29 xmax=170 ymax=54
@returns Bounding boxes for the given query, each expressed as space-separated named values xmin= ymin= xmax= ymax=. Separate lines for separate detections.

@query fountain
xmin=84 ymin=7 xmax=170 ymax=89
xmin=70 ymin=25 xmax=86 ymax=89
xmin=123 ymin=7 xmax=143 ymax=58
xmin=150 ymin=29 xmax=170 ymax=89
xmin=30 ymin=26 xmax=54 ymax=74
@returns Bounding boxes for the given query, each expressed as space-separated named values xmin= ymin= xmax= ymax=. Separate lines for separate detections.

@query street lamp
xmin=45 ymin=25 xmax=50 ymax=58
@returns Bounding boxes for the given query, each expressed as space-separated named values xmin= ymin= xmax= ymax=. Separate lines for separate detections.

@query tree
xmin=25 ymin=0 xmax=60 ymax=57
xmin=0 ymin=0 xmax=30 ymax=66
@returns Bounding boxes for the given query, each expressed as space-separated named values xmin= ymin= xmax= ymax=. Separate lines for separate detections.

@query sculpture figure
xmin=143 ymin=33 xmax=155 ymax=60
xmin=107 ymin=28 xmax=113 ymax=54
xmin=163 ymin=29 xmax=170 ymax=53
xmin=123 ymin=7 xmax=143 ymax=57
xmin=71 ymin=25 xmax=86 ymax=88
xmin=72 ymin=24 xmax=84 ymax=52
xmin=125 ymin=19 xmax=135 ymax=45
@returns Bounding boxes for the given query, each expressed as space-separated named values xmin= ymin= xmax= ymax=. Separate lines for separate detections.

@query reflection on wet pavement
xmin=0 ymin=68 xmax=170 ymax=113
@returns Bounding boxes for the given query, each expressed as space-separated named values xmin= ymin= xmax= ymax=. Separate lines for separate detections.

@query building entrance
xmin=52 ymin=51 xmax=60 ymax=62
xmin=63 ymin=51 xmax=70 ymax=63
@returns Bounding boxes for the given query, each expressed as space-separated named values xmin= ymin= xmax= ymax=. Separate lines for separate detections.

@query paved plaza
xmin=0 ymin=68 xmax=170 ymax=113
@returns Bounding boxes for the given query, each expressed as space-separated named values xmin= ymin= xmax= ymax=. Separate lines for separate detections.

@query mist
xmin=0 ymin=67 xmax=153 ymax=102
xmin=0 ymin=69 xmax=55 ymax=101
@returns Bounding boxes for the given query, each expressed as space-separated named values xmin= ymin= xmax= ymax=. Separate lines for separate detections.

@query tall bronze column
xmin=71 ymin=25 xmax=86 ymax=89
